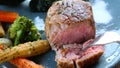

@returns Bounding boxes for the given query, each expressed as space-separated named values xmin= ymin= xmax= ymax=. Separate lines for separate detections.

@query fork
xmin=83 ymin=31 xmax=120 ymax=50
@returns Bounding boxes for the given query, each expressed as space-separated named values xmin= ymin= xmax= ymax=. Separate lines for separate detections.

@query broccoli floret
xmin=8 ymin=16 xmax=41 ymax=46
xmin=29 ymin=0 xmax=58 ymax=12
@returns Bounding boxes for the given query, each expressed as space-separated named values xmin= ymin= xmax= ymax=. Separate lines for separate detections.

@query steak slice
xmin=55 ymin=39 xmax=104 ymax=68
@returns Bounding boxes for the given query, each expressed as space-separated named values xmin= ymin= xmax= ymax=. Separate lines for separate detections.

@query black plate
xmin=0 ymin=0 xmax=120 ymax=68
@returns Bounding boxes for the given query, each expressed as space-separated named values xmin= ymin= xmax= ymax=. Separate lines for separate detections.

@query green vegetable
xmin=8 ymin=16 xmax=41 ymax=46
xmin=29 ymin=0 xmax=58 ymax=12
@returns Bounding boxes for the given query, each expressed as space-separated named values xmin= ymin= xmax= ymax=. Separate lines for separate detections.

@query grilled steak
xmin=45 ymin=0 xmax=104 ymax=68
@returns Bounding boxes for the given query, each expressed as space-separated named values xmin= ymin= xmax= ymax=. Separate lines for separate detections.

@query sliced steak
xmin=45 ymin=0 xmax=104 ymax=68
xmin=55 ymin=39 xmax=104 ymax=68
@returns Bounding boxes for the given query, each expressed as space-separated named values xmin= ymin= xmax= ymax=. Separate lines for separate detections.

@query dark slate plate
xmin=0 ymin=0 xmax=120 ymax=68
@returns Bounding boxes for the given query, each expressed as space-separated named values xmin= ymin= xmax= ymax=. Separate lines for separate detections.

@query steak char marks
xmin=45 ymin=0 xmax=104 ymax=68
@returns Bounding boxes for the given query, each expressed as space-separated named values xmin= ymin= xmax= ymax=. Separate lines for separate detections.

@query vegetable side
xmin=8 ymin=16 xmax=41 ymax=46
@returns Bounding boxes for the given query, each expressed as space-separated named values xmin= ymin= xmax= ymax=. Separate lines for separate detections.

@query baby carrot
xmin=0 ymin=10 xmax=19 ymax=23
xmin=10 ymin=58 xmax=44 ymax=68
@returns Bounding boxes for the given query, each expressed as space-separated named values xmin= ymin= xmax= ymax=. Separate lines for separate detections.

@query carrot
xmin=0 ymin=45 xmax=3 ymax=51
xmin=0 ymin=10 xmax=19 ymax=23
xmin=0 ymin=45 xmax=3 ymax=50
xmin=10 ymin=58 xmax=44 ymax=68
